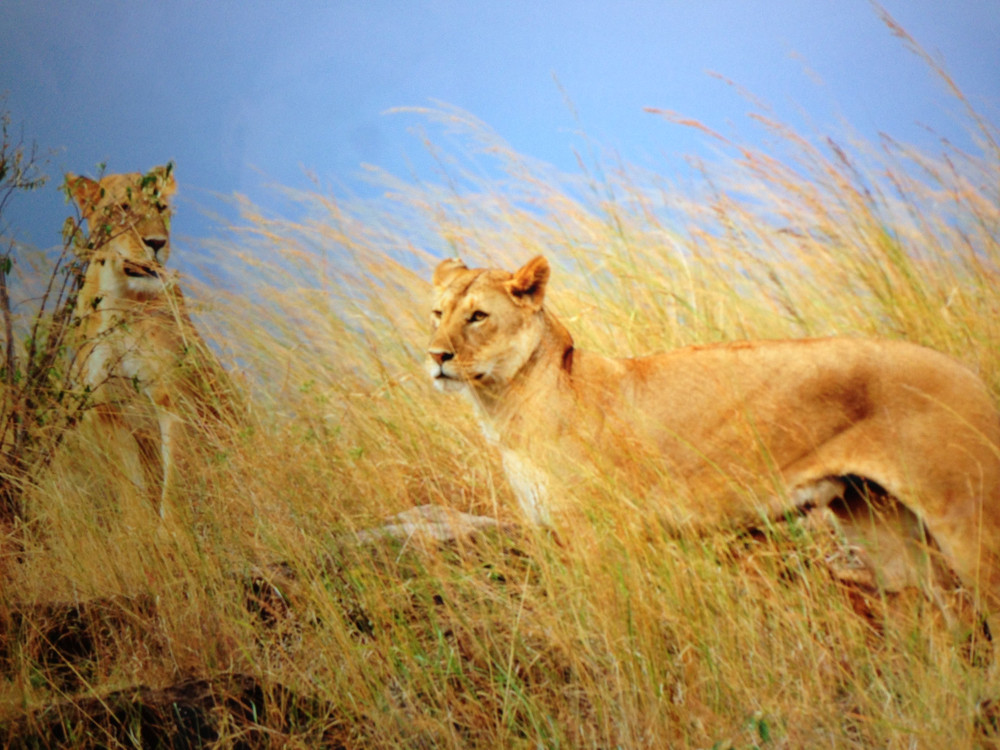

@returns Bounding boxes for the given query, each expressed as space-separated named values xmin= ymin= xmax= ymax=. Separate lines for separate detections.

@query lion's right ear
xmin=432 ymin=258 xmax=468 ymax=288
xmin=146 ymin=164 xmax=177 ymax=200
xmin=65 ymin=174 xmax=101 ymax=214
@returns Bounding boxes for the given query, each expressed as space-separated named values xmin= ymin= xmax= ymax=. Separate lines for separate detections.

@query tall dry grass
xmin=4 ymin=49 xmax=1000 ymax=748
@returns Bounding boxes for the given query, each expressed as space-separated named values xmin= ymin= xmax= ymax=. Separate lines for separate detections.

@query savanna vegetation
xmin=2 ymin=23 xmax=1000 ymax=748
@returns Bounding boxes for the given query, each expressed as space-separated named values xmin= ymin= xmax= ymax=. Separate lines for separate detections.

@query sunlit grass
xmin=4 ymin=49 xmax=1000 ymax=747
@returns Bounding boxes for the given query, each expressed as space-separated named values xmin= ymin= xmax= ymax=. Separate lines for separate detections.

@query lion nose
xmin=429 ymin=349 xmax=454 ymax=365
xmin=143 ymin=236 xmax=167 ymax=257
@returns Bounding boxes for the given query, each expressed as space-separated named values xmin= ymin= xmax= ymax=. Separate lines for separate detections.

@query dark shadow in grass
xmin=3 ymin=672 xmax=348 ymax=749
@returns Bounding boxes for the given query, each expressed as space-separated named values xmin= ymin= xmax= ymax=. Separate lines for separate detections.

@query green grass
xmin=4 ymin=47 xmax=1000 ymax=747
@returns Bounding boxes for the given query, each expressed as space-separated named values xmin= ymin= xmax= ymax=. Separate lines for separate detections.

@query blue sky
xmin=1 ymin=1 xmax=998 ymax=266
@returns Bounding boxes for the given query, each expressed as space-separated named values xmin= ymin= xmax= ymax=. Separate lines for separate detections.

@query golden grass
xmin=4 ymin=61 xmax=1000 ymax=747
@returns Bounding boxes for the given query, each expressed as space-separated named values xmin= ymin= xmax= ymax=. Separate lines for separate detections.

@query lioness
xmin=68 ymin=168 xmax=238 ymax=518
xmin=427 ymin=255 xmax=1000 ymax=628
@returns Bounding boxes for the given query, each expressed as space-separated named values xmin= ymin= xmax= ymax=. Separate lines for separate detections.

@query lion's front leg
xmin=500 ymin=448 xmax=553 ymax=526
xmin=150 ymin=391 xmax=183 ymax=520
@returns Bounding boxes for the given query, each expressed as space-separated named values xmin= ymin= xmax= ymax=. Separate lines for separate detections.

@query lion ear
xmin=506 ymin=255 xmax=550 ymax=310
xmin=149 ymin=164 xmax=177 ymax=200
xmin=432 ymin=258 xmax=467 ymax=288
xmin=66 ymin=174 xmax=102 ymax=214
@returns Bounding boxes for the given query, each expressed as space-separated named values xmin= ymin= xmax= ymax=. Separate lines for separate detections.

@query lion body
xmin=68 ymin=169 xmax=238 ymax=517
xmin=427 ymin=255 xmax=1000 ymax=620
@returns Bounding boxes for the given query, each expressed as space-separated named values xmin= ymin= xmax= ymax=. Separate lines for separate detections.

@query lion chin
xmin=432 ymin=375 xmax=468 ymax=394
xmin=426 ymin=253 xmax=1000 ymax=653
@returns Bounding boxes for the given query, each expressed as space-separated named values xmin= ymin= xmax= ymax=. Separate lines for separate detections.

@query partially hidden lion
xmin=67 ymin=168 xmax=240 ymax=518
xmin=426 ymin=254 xmax=1000 ymax=635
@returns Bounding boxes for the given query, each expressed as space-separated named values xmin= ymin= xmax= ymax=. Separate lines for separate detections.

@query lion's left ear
xmin=432 ymin=257 xmax=467 ymax=288
xmin=506 ymin=255 xmax=549 ymax=310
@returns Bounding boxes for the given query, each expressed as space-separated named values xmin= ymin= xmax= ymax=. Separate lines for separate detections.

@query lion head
xmin=426 ymin=255 xmax=552 ymax=392
xmin=66 ymin=165 xmax=176 ymax=265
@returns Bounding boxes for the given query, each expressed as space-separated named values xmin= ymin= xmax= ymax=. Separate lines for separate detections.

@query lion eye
xmin=468 ymin=310 xmax=488 ymax=323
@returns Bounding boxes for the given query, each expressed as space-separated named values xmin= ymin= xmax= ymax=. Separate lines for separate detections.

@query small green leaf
xmin=756 ymin=715 xmax=771 ymax=744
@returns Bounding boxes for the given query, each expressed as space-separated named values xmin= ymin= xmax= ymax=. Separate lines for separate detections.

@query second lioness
xmin=69 ymin=168 xmax=239 ymax=517
xmin=426 ymin=255 xmax=1000 ymax=625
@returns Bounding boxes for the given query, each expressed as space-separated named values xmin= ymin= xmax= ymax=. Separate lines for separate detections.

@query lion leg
xmin=922 ymin=507 xmax=1000 ymax=671
xmin=784 ymin=477 xmax=922 ymax=591
xmin=153 ymin=408 xmax=184 ymax=520
xmin=91 ymin=404 xmax=148 ymax=495
xmin=785 ymin=435 xmax=1000 ymax=669
xmin=148 ymin=381 xmax=183 ymax=521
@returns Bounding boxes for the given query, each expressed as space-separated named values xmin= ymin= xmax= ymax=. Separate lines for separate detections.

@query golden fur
xmin=427 ymin=255 xmax=1000 ymax=625
xmin=69 ymin=168 xmax=237 ymax=518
